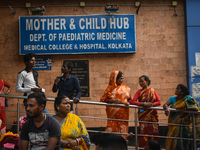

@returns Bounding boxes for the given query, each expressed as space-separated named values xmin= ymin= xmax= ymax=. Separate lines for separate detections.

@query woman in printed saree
xmin=100 ymin=70 xmax=132 ymax=140
xmin=53 ymin=95 xmax=90 ymax=150
xmin=130 ymin=75 xmax=161 ymax=148
xmin=163 ymin=84 xmax=200 ymax=150
xmin=0 ymin=78 xmax=11 ymax=135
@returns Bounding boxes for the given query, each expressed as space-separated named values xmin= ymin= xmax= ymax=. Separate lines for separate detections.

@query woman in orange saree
xmin=100 ymin=70 xmax=131 ymax=140
xmin=130 ymin=75 xmax=161 ymax=148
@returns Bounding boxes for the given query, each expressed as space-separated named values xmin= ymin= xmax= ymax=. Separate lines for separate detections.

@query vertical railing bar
xmin=17 ymin=98 xmax=20 ymax=133
xmin=135 ymin=108 xmax=138 ymax=150
xmin=75 ymin=103 xmax=78 ymax=115
xmin=193 ymin=113 xmax=196 ymax=150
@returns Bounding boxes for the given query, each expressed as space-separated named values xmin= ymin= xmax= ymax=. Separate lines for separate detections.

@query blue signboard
xmin=186 ymin=0 xmax=200 ymax=26
xmin=19 ymin=15 xmax=136 ymax=54
xmin=34 ymin=57 xmax=52 ymax=70
xmin=186 ymin=0 xmax=200 ymax=104
xmin=187 ymin=27 xmax=200 ymax=78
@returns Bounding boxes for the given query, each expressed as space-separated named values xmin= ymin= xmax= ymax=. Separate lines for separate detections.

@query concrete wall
xmin=0 ymin=0 xmax=186 ymax=128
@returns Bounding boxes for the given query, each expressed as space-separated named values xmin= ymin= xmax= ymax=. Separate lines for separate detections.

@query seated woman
xmin=163 ymin=84 xmax=200 ymax=150
xmin=53 ymin=95 xmax=90 ymax=150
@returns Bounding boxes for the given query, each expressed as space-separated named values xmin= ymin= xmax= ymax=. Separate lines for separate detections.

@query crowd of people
xmin=0 ymin=53 xmax=200 ymax=150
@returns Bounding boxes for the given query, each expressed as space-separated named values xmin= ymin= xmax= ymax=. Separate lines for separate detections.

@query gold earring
xmin=57 ymin=107 xmax=59 ymax=110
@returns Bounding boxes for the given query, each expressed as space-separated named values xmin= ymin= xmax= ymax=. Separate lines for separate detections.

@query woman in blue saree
xmin=163 ymin=84 xmax=200 ymax=150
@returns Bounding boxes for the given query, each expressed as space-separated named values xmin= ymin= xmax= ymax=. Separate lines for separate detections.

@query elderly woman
xmin=53 ymin=95 xmax=90 ymax=150
xmin=163 ymin=84 xmax=200 ymax=150
xmin=130 ymin=75 xmax=161 ymax=148
xmin=100 ymin=70 xmax=132 ymax=140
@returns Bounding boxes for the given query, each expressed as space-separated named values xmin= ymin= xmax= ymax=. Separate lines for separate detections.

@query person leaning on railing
xmin=100 ymin=70 xmax=133 ymax=141
xmin=163 ymin=84 xmax=200 ymax=150
xmin=129 ymin=75 xmax=161 ymax=148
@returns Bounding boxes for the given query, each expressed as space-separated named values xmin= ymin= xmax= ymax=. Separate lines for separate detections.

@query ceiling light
xmin=105 ymin=4 xmax=119 ymax=14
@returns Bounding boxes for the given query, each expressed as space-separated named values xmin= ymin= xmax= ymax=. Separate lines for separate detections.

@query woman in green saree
xmin=163 ymin=84 xmax=200 ymax=150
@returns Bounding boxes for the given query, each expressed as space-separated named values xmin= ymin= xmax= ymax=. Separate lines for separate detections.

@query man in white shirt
xmin=16 ymin=53 xmax=48 ymax=113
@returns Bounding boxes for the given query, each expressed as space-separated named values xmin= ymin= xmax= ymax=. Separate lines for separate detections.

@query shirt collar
xmin=25 ymin=67 xmax=31 ymax=73
xmin=25 ymin=67 xmax=36 ymax=73
xmin=61 ymin=74 xmax=71 ymax=80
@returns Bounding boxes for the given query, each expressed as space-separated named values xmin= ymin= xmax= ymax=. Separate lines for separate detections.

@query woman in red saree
xmin=130 ymin=75 xmax=161 ymax=148
xmin=100 ymin=70 xmax=132 ymax=140
xmin=0 ymin=78 xmax=11 ymax=135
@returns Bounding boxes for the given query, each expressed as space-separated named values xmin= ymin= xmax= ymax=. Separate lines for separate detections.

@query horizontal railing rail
xmin=1 ymin=94 xmax=200 ymax=113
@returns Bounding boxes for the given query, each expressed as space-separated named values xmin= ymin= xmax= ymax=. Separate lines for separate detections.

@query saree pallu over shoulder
xmin=139 ymin=88 xmax=155 ymax=103
xmin=166 ymin=95 xmax=200 ymax=150
xmin=100 ymin=70 xmax=130 ymax=118
xmin=105 ymin=85 xmax=130 ymax=119
xmin=138 ymin=88 xmax=158 ymax=122
xmin=100 ymin=70 xmax=119 ymax=102
xmin=60 ymin=113 xmax=89 ymax=150
xmin=185 ymin=95 xmax=200 ymax=148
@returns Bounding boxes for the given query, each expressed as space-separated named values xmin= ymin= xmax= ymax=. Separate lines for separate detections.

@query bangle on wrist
xmin=75 ymin=138 xmax=79 ymax=145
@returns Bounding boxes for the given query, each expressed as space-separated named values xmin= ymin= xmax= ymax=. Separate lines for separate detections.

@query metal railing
xmin=1 ymin=94 xmax=200 ymax=150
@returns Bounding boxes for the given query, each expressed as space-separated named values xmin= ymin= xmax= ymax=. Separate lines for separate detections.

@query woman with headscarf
xmin=130 ymin=75 xmax=161 ymax=148
xmin=100 ymin=70 xmax=132 ymax=140
xmin=163 ymin=84 xmax=200 ymax=150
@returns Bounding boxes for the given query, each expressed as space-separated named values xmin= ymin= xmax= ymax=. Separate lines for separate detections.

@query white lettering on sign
xmin=58 ymin=33 xmax=95 ymax=41
xmin=109 ymin=17 xmax=129 ymax=29
xmin=108 ymin=43 xmax=132 ymax=49
xmin=79 ymin=18 xmax=107 ymax=30
xmin=97 ymin=32 xmax=126 ymax=40
xmin=192 ymin=83 xmax=200 ymax=98
xmin=26 ymin=17 xmax=129 ymax=31
xmin=79 ymin=43 xmax=106 ymax=50
xmin=191 ymin=66 xmax=200 ymax=77
xmin=26 ymin=18 xmax=67 ymax=31
xmin=30 ymin=34 xmax=46 ymax=42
